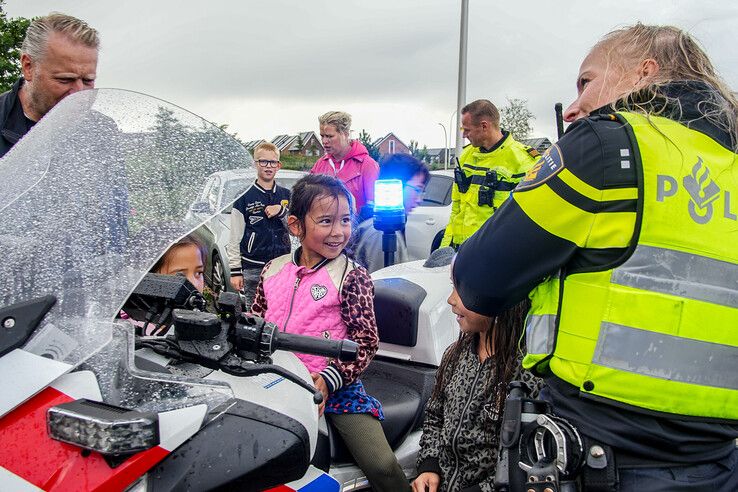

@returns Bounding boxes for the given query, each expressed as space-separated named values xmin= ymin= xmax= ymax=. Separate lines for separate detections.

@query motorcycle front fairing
xmin=0 ymin=89 xmax=315 ymax=490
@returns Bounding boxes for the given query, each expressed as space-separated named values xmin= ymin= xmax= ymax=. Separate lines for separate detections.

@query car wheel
xmin=212 ymin=253 xmax=226 ymax=297
xmin=430 ymin=229 xmax=446 ymax=254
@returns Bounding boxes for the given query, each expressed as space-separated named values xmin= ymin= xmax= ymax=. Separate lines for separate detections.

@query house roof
xmin=243 ymin=139 xmax=267 ymax=151
xmin=425 ymin=148 xmax=446 ymax=157
xmin=522 ymin=137 xmax=553 ymax=152
xmin=372 ymin=132 xmax=409 ymax=149
xmin=271 ymin=134 xmax=295 ymax=150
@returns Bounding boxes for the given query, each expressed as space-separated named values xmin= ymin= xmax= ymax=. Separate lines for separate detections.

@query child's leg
xmin=327 ymin=413 xmax=410 ymax=492
xmin=241 ymin=267 xmax=261 ymax=311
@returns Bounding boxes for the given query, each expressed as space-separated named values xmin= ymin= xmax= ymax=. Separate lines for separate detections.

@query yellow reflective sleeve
xmin=558 ymin=169 xmax=638 ymax=202
xmin=513 ymin=184 xmax=635 ymax=249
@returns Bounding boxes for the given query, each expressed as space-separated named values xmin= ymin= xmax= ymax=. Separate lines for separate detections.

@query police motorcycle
xmin=0 ymin=88 xmax=359 ymax=491
xmin=0 ymin=87 xmax=467 ymax=492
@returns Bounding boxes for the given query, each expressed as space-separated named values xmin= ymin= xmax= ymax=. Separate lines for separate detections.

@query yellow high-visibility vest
xmin=441 ymin=135 xmax=537 ymax=248
xmin=522 ymin=112 xmax=738 ymax=421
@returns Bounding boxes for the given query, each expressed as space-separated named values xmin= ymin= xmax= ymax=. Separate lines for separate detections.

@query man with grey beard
xmin=0 ymin=12 xmax=99 ymax=157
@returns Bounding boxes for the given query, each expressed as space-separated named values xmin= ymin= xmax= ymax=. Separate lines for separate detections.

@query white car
xmin=189 ymin=169 xmax=307 ymax=295
xmin=405 ymin=170 xmax=453 ymax=260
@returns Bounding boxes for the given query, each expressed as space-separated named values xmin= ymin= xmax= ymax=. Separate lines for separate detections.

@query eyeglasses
xmin=256 ymin=159 xmax=280 ymax=168
xmin=405 ymin=183 xmax=426 ymax=195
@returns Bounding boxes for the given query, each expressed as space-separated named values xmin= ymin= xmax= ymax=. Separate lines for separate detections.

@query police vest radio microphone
xmin=372 ymin=179 xmax=406 ymax=268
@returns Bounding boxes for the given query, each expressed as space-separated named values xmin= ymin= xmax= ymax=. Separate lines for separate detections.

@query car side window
xmin=422 ymin=175 xmax=453 ymax=206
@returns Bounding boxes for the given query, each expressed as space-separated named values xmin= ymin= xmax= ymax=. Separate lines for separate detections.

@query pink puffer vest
xmin=262 ymin=253 xmax=354 ymax=373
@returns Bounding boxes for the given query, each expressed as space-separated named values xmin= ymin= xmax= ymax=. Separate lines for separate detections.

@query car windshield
xmin=221 ymin=177 xmax=251 ymax=209
xmin=276 ymin=176 xmax=302 ymax=190
xmin=0 ymin=88 xmax=252 ymax=416
xmin=422 ymin=174 xmax=453 ymax=206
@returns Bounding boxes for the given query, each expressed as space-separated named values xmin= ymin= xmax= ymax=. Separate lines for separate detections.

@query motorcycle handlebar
xmin=273 ymin=330 xmax=358 ymax=362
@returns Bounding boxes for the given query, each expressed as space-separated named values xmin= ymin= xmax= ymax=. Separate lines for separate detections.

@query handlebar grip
xmin=274 ymin=331 xmax=358 ymax=361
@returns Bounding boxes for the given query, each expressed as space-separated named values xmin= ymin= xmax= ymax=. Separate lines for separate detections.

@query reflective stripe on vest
xmin=593 ymin=322 xmax=738 ymax=390
xmin=525 ymin=314 xmax=556 ymax=356
xmin=611 ymin=244 xmax=738 ymax=308
xmin=524 ymin=112 xmax=738 ymax=420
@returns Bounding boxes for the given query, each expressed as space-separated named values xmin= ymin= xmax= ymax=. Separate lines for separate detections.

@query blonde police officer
xmin=454 ymin=24 xmax=738 ymax=491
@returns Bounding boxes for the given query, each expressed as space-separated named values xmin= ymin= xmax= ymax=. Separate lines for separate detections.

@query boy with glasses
xmin=227 ymin=142 xmax=291 ymax=309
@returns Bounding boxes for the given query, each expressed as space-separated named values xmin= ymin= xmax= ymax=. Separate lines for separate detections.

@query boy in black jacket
xmin=227 ymin=142 xmax=290 ymax=308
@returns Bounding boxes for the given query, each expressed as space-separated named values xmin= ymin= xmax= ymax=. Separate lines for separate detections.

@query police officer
xmin=454 ymin=24 xmax=738 ymax=491
xmin=440 ymin=99 xmax=538 ymax=249
xmin=0 ymin=13 xmax=99 ymax=158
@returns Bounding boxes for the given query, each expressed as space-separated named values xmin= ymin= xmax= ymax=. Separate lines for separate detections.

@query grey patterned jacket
xmin=417 ymin=335 xmax=541 ymax=492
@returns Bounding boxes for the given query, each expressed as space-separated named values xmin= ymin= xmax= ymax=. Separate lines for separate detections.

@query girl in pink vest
xmin=251 ymin=174 xmax=409 ymax=492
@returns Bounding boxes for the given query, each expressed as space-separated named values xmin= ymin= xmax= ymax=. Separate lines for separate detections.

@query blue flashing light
xmin=374 ymin=179 xmax=404 ymax=211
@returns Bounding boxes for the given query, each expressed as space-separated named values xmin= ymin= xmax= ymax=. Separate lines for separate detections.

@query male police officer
xmin=440 ymin=99 xmax=538 ymax=248
xmin=0 ymin=13 xmax=99 ymax=157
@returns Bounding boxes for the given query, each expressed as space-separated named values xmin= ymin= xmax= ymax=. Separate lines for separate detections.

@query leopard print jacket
xmin=417 ymin=335 xmax=542 ymax=492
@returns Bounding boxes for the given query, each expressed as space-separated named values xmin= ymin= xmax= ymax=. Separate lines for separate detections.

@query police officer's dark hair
xmin=462 ymin=99 xmax=501 ymax=128
xmin=378 ymin=153 xmax=430 ymax=185
xmin=288 ymin=174 xmax=354 ymax=240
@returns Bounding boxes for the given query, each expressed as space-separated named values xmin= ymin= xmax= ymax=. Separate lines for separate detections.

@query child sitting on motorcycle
xmin=412 ymin=269 xmax=539 ymax=492
xmin=150 ymin=235 xmax=206 ymax=293
xmin=250 ymin=174 xmax=410 ymax=492
xmin=122 ymin=234 xmax=206 ymax=335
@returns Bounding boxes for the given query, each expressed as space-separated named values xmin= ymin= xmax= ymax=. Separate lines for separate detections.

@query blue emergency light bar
xmin=373 ymin=179 xmax=406 ymax=233
xmin=373 ymin=179 xmax=404 ymax=211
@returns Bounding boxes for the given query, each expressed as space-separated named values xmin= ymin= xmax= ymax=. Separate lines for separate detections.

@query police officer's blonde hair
xmin=462 ymin=99 xmax=501 ymax=129
xmin=21 ymin=13 xmax=100 ymax=61
xmin=318 ymin=111 xmax=352 ymax=135
xmin=254 ymin=141 xmax=280 ymax=161
xmin=595 ymin=23 xmax=737 ymax=149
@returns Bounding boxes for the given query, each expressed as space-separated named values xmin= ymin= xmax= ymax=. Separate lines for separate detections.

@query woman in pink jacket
xmin=311 ymin=111 xmax=379 ymax=212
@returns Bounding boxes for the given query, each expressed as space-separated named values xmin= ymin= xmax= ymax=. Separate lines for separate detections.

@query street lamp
xmin=437 ymin=122 xmax=448 ymax=170
xmin=449 ymin=109 xmax=457 ymax=167
xmin=455 ymin=0 xmax=469 ymax=158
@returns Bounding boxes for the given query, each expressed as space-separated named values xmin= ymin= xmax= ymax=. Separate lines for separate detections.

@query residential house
xmin=271 ymin=131 xmax=323 ymax=157
xmin=243 ymin=139 xmax=267 ymax=153
xmin=373 ymin=132 xmax=410 ymax=158
xmin=425 ymin=147 xmax=453 ymax=165
xmin=521 ymin=137 xmax=553 ymax=154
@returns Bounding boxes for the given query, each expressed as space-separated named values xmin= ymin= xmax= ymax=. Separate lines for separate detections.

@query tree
xmin=409 ymin=140 xmax=429 ymax=162
xmin=213 ymin=121 xmax=245 ymax=146
xmin=358 ymin=129 xmax=380 ymax=161
xmin=500 ymin=97 xmax=535 ymax=141
xmin=0 ymin=1 xmax=32 ymax=93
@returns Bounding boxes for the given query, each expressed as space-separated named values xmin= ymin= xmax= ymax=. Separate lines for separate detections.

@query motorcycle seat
xmin=327 ymin=359 xmax=435 ymax=464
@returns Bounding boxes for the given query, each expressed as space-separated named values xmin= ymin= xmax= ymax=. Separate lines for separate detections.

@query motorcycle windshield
xmin=0 ymin=89 xmax=255 ymax=414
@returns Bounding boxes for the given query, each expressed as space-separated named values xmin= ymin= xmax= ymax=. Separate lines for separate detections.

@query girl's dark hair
xmin=289 ymin=174 xmax=355 ymax=239
xmin=432 ymin=297 xmax=531 ymax=429
xmin=151 ymin=234 xmax=207 ymax=273
xmin=378 ymin=153 xmax=430 ymax=185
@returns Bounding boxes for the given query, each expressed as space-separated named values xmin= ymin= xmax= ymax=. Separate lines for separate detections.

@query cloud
xmin=6 ymin=0 xmax=737 ymax=146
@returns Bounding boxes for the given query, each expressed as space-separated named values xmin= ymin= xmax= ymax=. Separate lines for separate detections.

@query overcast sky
xmin=7 ymin=1 xmax=738 ymax=149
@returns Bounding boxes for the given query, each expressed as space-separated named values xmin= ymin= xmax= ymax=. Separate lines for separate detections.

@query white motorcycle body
xmin=317 ymin=258 xmax=458 ymax=491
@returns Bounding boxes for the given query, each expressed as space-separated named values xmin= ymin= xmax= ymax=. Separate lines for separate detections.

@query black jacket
xmin=0 ymin=78 xmax=35 ymax=158
xmin=227 ymin=180 xmax=291 ymax=274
